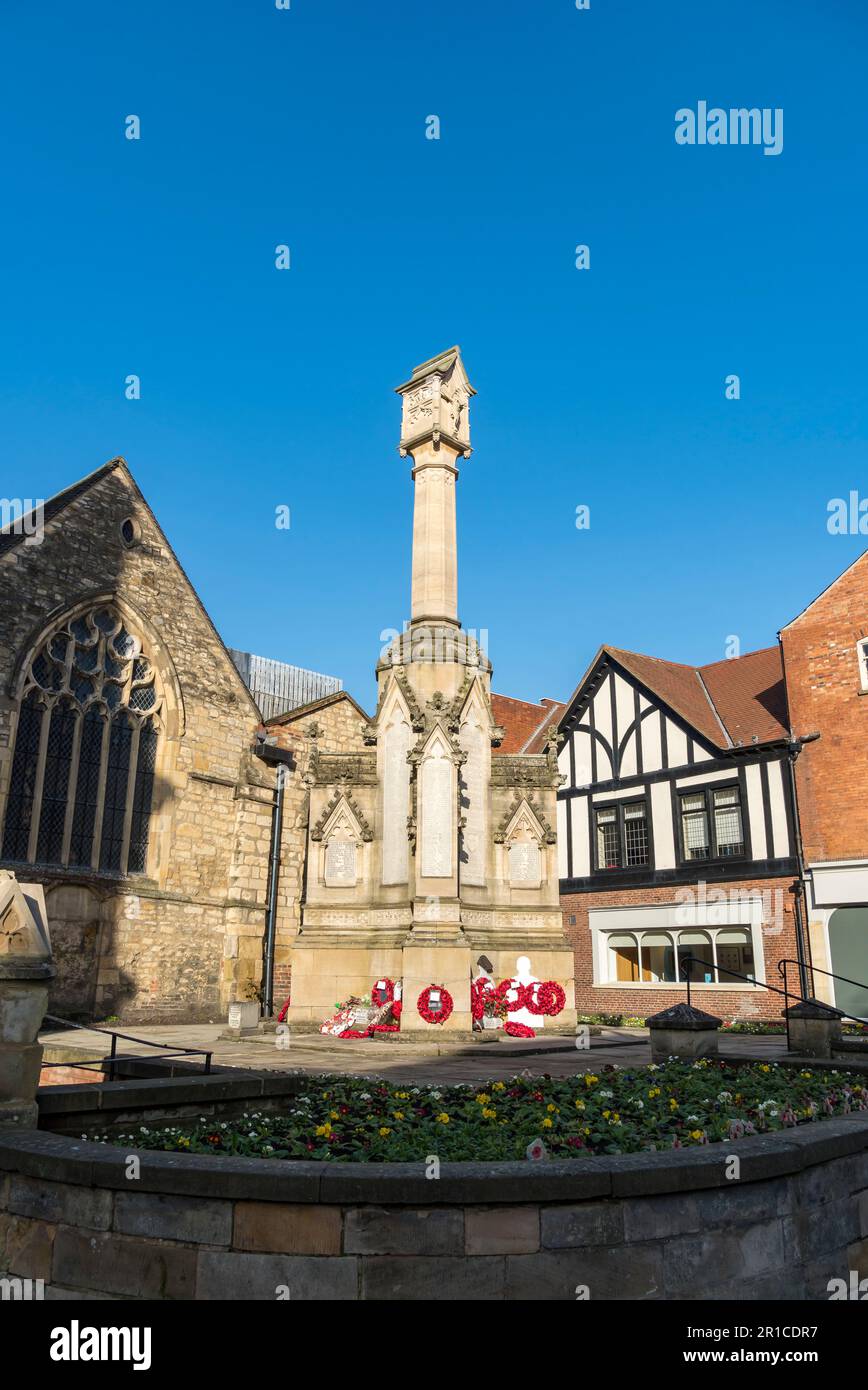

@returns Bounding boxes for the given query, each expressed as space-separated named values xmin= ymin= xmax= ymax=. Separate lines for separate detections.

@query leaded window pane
xmin=714 ymin=787 xmax=744 ymax=855
xmin=99 ymin=717 xmax=133 ymax=872
xmin=596 ymin=807 xmax=621 ymax=869
xmin=36 ymin=700 xmax=77 ymax=864
xmin=1 ymin=693 xmax=43 ymax=861
xmin=3 ymin=604 xmax=161 ymax=875
xmin=624 ymin=802 xmax=648 ymax=866
xmin=128 ymin=720 xmax=157 ymax=874
xmin=69 ymin=706 xmax=105 ymax=867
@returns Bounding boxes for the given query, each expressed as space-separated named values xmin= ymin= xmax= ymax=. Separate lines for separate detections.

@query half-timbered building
xmin=556 ymin=645 xmax=803 ymax=1020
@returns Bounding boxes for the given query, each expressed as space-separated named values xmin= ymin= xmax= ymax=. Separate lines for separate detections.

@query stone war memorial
xmin=288 ymin=348 xmax=576 ymax=1036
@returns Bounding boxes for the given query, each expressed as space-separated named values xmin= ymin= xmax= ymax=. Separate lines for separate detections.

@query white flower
xmin=718 ymin=1091 xmax=732 ymax=1102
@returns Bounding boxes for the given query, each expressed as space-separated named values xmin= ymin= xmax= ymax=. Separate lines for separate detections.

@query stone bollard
xmin=784 ymin=999 xmax=842 ymax=1059
xmin=0 ymin=870 xmax=54 ymax=1128
xmin=646 ymin=1002 xmax=722 ymax=1062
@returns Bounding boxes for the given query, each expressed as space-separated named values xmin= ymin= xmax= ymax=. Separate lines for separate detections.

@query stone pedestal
xmin=784 ymin=999 xmax=843 ymax=1059
xmin=647 ymin=1002 xmax=722 ymax=1061
xmin=0 ymin=872 xmax=54 ymax=1129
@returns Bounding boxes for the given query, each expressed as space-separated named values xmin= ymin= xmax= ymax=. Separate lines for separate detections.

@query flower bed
xmin=99 ymin=1060 xmax=868 ymax=1163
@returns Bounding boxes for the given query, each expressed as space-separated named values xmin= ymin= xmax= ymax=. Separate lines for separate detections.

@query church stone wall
xmin=0 ymin=462 xmax=277 ymax=1023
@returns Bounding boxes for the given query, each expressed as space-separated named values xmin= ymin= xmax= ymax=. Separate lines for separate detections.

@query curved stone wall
xmin=1 ymin=1112 xmax=867 ymax=1300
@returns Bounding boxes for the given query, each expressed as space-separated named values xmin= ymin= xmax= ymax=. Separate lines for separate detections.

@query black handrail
xmin=677 ymin=955 xmax=853 ymax=1053
xmin=777 ymin=958 xmax=868 ymax=1050
xmin=42 ymin=1014 xmax=212 ymax=1079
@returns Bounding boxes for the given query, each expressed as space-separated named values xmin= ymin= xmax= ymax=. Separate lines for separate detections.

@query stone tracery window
xmin=1 ymin=605 xmax=162 ymax=875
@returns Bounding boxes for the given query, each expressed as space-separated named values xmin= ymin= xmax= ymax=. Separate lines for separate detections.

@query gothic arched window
xmin=1 ymin=605 xmax=162 ymax=876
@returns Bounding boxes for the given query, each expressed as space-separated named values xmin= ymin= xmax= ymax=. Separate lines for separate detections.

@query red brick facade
xmin=561 ymin=876 xmax=801 ymax=1022
xmin=780 ymin=552 xmax=868 ymax=865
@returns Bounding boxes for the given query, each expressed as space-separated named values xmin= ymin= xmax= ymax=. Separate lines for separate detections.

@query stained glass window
xmin=1 ymin=605 xmax=162 ymax=875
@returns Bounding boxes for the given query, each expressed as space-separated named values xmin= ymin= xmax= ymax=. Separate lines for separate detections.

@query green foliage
xmin=99 ymin=1060 xmax=868 ymax=1163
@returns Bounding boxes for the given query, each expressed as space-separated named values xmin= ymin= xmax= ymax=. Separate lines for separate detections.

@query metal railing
xmin=41 ymin=1014 xmax=213 ymax=1080
xmin=678 ymin=956 xmax=868 ymax=1053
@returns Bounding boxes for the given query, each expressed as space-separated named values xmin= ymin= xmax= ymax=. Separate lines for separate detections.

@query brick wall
xmin=561 ymin=876 xmax=801 ymax=1021
xmin=781 ymin=553 xmax=868 ymax=864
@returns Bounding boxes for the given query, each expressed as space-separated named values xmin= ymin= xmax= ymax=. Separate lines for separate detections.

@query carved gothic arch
xmin=311 ymin=788 xmax=373 ymax=843
xmin=9 ymin=590 xmax=186 ymax=740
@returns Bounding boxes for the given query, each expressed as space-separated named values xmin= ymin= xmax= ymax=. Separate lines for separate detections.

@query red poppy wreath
xmin=416 ymin=984 xmax=454 ymax=1024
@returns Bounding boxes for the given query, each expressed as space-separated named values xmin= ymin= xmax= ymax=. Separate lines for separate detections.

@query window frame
xmin=593 ymin=794 xmax=652 ymax=873
xmin=857 ymin=639 xmax=868 ymax=692
xmin=602 ymin=924 xmax=757 ymax=987
xmin=1 ymin=606 xmax=161 ymax=879
xmin=676 ymin=780 xmax=746 ymax=865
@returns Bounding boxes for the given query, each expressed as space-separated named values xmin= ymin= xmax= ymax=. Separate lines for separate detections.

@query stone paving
xmin=38 ymin=1023 xmax=790 ymax=1085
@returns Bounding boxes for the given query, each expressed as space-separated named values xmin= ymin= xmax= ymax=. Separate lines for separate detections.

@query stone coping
xmin=2 ymin=1112 xmax=867 ymax=1207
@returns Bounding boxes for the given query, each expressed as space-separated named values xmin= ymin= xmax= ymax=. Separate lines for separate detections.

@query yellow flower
xmin=690 ymin=1129 xmax=703 ymax=1141
xmin=542 ymin=1117 xmax=553 ymax=1128
xmin=546 ymin=1103 xmax=558 ymax=1114
xmin=436 ymin=1113 xmax=450 ymax=1125
xmin=574 ymin=1099 xmax=585 ymax=1111
xmin=475 ymin=1093 xmax=490 ymax=1105
xmin=482 ymin=1108 xmax=497 ymax=1119
xmin=178 ymin=1137 xmax=190 ymax=1148
xmin=800 ymin=1071 xmax=812 ymax=1079
xmin=583 ymin=1126 xmax=591 ymax=1136
xmin=585 ymin=1074 xmax=599 ymax=1086
xmin=648 ymin=1087 xmax=661 ymax=1099
xmin=379 ymin=1126 xmax=391 ymax=1137
xmin=669 ymin=1098 xmax=678 ymax=1111
xmin=329 ymin=1110 xmax=339 ymax=1120
xmin=392 ymin=1111 xmax=405 ymax=1121
xmin=760 ymin=1065 xmax=770 ymax=1073
xmin=602 ymin=1110 xmax=611 ymax=1120
xmin=492 ymin=1081 xmax=505 ymax=1092
xmin=394 ymin=1091 xmax=409 ymax=1099
xmin=612 ymin=1113 xmax=620 ymax=1123
xmin=315 ymin=1122 xmax=332 ymax=1138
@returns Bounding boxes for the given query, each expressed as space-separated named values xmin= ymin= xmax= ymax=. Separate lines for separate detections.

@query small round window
xmin=120 ymin=517 xmax=140 ymax=548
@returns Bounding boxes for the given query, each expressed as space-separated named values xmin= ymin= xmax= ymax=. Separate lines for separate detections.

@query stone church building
xmin=0 ymin=458 xmax=368 ymax=1023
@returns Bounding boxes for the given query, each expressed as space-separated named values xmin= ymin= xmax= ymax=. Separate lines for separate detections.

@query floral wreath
xmin=371 ymin=977 xmax=395 ymax=1007
xmin=526 ymin=981 xmax=567 ymax=1017
xmin=417 ymin=984 xmax=454 ymax=1025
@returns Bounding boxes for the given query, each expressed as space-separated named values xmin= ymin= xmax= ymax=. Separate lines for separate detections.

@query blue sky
xmin=2 ymin=0 xmax=867 ymax=714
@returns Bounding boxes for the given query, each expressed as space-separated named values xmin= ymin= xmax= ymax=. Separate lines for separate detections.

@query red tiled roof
xmin=490 ymin=695 xmax=565 ymax=755
xmin=698 ymin=646 xmax=788 ymax=746
xmin=598 ymin=644 xmax=789 ymax=749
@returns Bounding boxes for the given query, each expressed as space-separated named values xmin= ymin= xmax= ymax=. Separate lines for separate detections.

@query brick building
xmin=494 ymin=552 xmax=868 ymax=1024
xmin=780 ymin=552 xmax=868 ymax=1018
xmin=549 ymin=645 xmax=800 ymax=1022
xmin=0 ymin=458 xmax=367 ymax=1023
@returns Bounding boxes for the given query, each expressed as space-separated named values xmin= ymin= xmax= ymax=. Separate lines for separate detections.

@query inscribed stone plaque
xmin=508 ymin=841 xmax=541 ymax=887
xmin=382 ymin=718 xmax=410 ymax=885
xmin=459 ymin=718 xmax=486 ymax=886
xmin=325 ymin=838 xmax=356 ymax=886
xmin=421 ymin=751 xmax=452 ymax=878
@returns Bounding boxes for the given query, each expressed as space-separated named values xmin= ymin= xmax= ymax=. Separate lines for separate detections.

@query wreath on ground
xmin=417 ymin=984 xmax=454 ymax=1025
